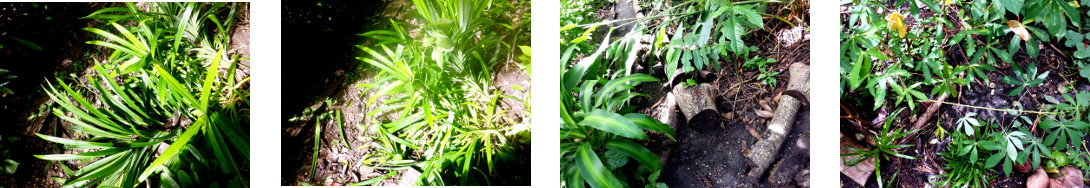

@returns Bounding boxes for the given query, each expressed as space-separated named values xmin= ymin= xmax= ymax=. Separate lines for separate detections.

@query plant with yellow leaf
xmin=886 ymin=11 xmax=906 ymax=38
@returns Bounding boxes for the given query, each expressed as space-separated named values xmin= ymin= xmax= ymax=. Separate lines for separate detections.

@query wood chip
xmin=840 ymin=135 xmax=875 ymax=186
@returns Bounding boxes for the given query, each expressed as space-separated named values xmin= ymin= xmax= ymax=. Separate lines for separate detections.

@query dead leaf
xmin=759 ymin=100 xmax=773 ymax=112
xmin=886 ymin=11 xmax=907 ymax=38
xmin=756 ymin=110 xmax=775 ymax=118
xmin=1007 ymin=20 xmax=1031 ymax=41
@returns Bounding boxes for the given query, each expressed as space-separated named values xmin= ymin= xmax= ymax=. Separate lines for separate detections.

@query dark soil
xmin=577 ymin=1 xmax=812 ymax=187
xmin=839 ymin=4 xmax=1090 ymax=188
xmin=0 ymin=3 xmax=108 ymax=187
xmin=280 ymin=0 xmax=390 ymax=185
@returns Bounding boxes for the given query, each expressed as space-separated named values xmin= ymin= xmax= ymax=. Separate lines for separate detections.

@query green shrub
xmin=36 ymin=3 xmax=249 ymax=187
xmin=353 ymin=0 xmax=530 ymax=185
xmin=842 ymin=107 xmax=917 ymax=188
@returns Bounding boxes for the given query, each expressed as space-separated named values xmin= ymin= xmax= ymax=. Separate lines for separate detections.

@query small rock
xmin=1027 ymin=167 xmax=1049 ymax=188
xmin=1049 ymin=166 xmax=1083 ymax=188
xmin=398 ymin=168 xmax=422 ymax=186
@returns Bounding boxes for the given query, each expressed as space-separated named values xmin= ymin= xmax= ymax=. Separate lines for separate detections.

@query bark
xmin=672 ymin=83 xmax=719 ymax=121
xmin=746 ymin=63 xmax=809 ymax=179
xmin=903 ymin=93 xmax=947 ymax=142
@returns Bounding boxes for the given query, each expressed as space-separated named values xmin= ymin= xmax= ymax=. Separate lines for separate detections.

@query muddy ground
xmin=280 ymin=0 xmax=531 ymax=185
xmin=0 ymin=3 xmax=249 ymax=187
xmin=839 ymin=4 xmax=1090 ymax=188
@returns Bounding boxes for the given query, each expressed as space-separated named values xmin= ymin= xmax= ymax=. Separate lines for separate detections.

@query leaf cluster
xmin=841 ymin=108 xmax=918 ymax=188
xmin=354 ymin=0 xmax=531 ymax=185
xmin=37 ymin=3 xmax=250 ymax=187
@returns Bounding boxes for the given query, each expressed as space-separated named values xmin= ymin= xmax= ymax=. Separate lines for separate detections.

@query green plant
xmin=1001 ymin=62 xmax=1048 ymax=96
xmin=36 ymin=3 xmax=249 ymax=187
xmin=1040 ymin=119 xmax=1088 ymax=150
xmin=743 ymin=56 xmax=779 ymax=87
xmin=1079 ymin=62 xmax=1090 ymax=83
xmin=1013 ymin=126 xmax=1052 ymax=172
xmin=928 ymin=62 xmax=968 ymax=97
xmin=0 ymin=135 xmax=19 ymax=175
xmin=935 ymin=127 xmax=995 ymax=187
xmin=842 ymin=107 xmax=918 ymax=188
xmin=955 ymin=112 xmax=981 ymax=136
xmin=0 ymin=68 xmax=13 ymax=95
xmin=354 ymin=0 xmax=530 ymax=185
xmin=983 ymin=129 xmax=1025 ymax=177
xmin=560 ymin=73 xmax=674 ymax=188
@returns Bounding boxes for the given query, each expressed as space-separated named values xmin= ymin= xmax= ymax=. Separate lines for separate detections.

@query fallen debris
xmin=746 ymin=63 xmax=809 ymax=179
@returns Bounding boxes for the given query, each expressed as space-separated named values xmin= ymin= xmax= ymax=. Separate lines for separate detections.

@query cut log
xmin=672 ymin=82 xmax=719 ymax=121
xmin=746 ymin=63 xmax=809 ymax=179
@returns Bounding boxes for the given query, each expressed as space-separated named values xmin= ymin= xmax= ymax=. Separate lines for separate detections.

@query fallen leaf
xmin=1007 ymin=20 xmax=1031 ymax=41
xmin=886 ymin=11 xmax=907 ymax=38
xmin=756 ymin=110 xmax=775 ymax=118
xmin=759 ymin=100 xmax=774 ymax=112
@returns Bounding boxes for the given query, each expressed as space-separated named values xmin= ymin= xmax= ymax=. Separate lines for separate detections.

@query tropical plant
xmin=0 ymin=135 xmax=18 ymax=176
xmin=1001 ymin=62 xmax=1048 ymax=96
xmin=35 ymin=3 xmax=249 ymax=187
xmin=0 ymin=68 xmax=13 ymax=95
xmin=841 ymin=107 xmax=918 ymax=188
xmin=1039 ymin=119 xmax=1088 ymax=150
xmin=742 ymin=56 xmax=779 ymax=87
xmin=353 ymin=0 xmax=531 ymax=185
xmin=560 ymin=73 xmax=674 ymax=188
xmin=955 ymin=112 xmax=981 ymax=136
xmin=935 ymin=127 xmax=996 ymax=187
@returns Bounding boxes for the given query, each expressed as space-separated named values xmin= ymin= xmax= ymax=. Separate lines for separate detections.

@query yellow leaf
xmin=1006 ymin=20 xmax=1031 ymax=41
xmin=886 ymin=11 xmax=907 ymax=38
xmin=943 ymin=0 xmax=954 ymax=5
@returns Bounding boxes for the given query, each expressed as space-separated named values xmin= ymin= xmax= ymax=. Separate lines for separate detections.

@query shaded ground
xmin=0 ymin=3 xmax=109 ymax=187
xmin=280 ymin=0 xmax=388 ymax=185
xmin=839 ymin=4 xmax=1090 ymax=188
xmin=572 ymin=1 xmax=811 ymax=187
xmin=281 ymin=0 xmax=531 ymax=185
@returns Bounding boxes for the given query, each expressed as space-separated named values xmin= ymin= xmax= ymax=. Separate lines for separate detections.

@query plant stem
xmin=916 ymin=99 xmax=1060 ymax=115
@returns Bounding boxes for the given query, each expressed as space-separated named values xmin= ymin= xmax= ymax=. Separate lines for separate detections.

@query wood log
xmin=672 ymin=83 xmax=719 ymax=121
xmin=746 ymin=63 xmax=809 ymax=179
